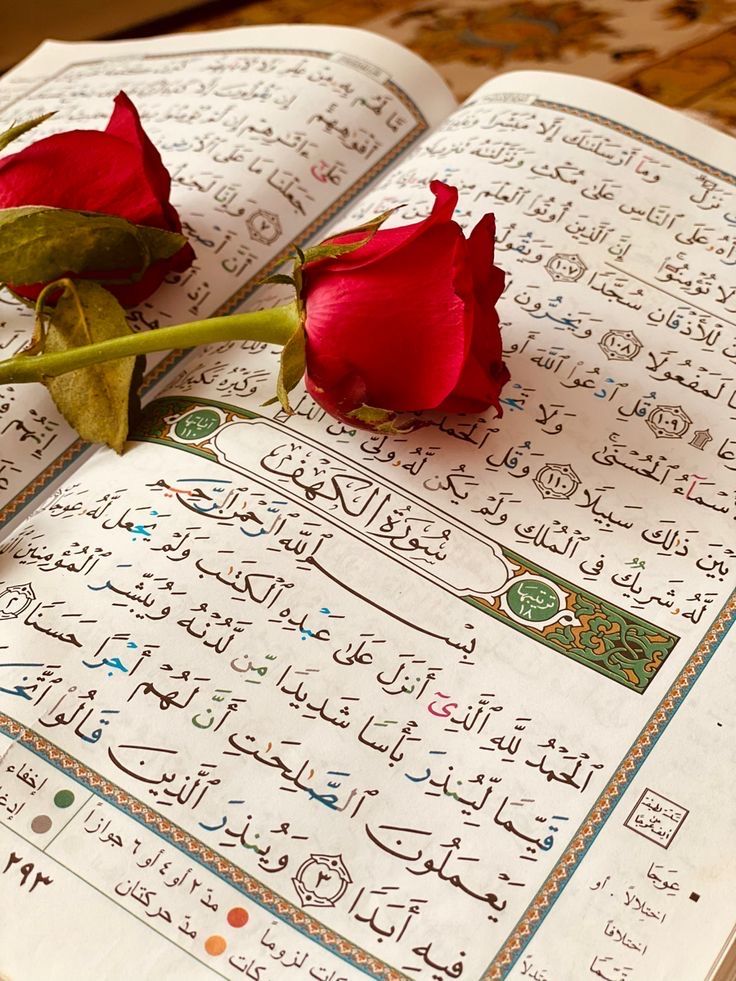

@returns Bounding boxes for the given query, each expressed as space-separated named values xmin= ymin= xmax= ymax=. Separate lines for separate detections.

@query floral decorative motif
xmin=391 ymin=1 xmax=614 ymax=68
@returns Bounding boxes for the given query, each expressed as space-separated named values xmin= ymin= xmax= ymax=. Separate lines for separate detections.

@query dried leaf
xmin=42 ymin=280 xmax=138 ymax=453
xmin=0 ymin=206 xmax=187 ymax=286
xmin=136 ymin=225 xmax=189 ymax=263
xmin=18 ymin=281 xmax=58 ymax=357
xmin=0 ymin=112 xmax=55 ymax=152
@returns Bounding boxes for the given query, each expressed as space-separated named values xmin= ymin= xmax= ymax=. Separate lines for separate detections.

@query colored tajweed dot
xmin=204 ymin=936 xmax=227 ymax=956
xmin=227 ymin=907 xmax=249 ymax=928
xmin=31 ymin=815 xmax=52 ymax=834
xmin=54 ymin=790 xmax=75 ymax=809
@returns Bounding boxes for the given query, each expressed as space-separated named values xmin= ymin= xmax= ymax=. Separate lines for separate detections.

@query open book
xmin=0 ymin=23 xmax=734 ymax=981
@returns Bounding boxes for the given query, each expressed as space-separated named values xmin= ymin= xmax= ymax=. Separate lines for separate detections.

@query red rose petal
xmin=304 ymin=220 xmax=468 ymax=411
xmin=0 ymin=131 xmax=166 ymax=227
xmin=104 ymin=91 xmax=181 ymax=230
xmin=313 ymin=181 xmax=459 ymax=274
xmin=439 ymin=211 xmax=508 ymax=412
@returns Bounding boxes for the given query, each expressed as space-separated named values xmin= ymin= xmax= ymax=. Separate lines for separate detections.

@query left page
xmin=0 ymin=23 xmax=454 ymax=527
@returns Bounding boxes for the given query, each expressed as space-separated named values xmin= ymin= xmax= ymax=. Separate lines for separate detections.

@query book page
xmin=0 ymin=24 xmax=454 ymax=526
xmin=0 ymin=73 xmax=734 ymax=980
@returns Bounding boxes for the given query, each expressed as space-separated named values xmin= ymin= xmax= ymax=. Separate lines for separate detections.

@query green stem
xmin=0 ymin=301 xmax=301 ymax=384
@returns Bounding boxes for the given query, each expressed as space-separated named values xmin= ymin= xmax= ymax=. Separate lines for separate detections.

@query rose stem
xmin=0 ymin=301 xmax=301 ymax=385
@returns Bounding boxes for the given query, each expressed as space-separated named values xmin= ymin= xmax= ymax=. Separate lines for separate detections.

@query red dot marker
xmin=227 ymin=907 xmax=249 ymax=928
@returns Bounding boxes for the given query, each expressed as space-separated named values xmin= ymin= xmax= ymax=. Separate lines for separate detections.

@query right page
xmin=330 ymin=70 xmax=736 ymax=980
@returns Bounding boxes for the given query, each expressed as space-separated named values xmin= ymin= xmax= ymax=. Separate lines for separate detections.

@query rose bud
xmin=0 ymin=92 xmax=194 ymax=306
xmin=299 ymin=180 xmax=509 ymax=429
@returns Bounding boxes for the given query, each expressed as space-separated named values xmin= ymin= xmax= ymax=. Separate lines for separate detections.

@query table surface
xmin=175 ymin=0 xmax=736 ymax=132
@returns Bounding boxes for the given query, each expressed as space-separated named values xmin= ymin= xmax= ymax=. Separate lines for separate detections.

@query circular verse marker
xmin=31 ymin=815 xmax=52 ymax=834
xmin=54 ymin=790 xmax=75 ymax=809
xmin=204 ymin=936 xmax=227 ymax=956
xmin=227 ymin=907 xmax=249 ymax=928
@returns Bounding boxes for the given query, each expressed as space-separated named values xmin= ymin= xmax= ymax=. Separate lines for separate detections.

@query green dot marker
xmin=54 ymin=789 xmax=75 ymax=809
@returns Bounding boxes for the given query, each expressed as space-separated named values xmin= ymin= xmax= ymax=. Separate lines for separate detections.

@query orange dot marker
xmin=204 ymin=935 xmax=227 ymax=956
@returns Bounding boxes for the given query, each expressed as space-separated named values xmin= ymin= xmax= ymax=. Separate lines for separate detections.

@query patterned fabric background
xmin=183 ymin=0 xmax=736 ymax=129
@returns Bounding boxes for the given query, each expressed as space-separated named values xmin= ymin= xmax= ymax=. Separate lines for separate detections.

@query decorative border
xmin=0 ymin=46 xmax=430 ymax=532
xmin=528 ymin=97 xmax=735 ymax=187
xmin=484 ymin=592 xmax=735 ymax=978
xmin=133 ymin=395 xmax=679 ymax=694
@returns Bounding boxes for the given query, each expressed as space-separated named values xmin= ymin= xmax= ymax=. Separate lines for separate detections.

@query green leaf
xmin=300 ymin=208 xmax=396 ymax=265
xmin=256 ymin=273 xmax=296 ymax=288
xmin=347 ymin=207 xmax=398 ymax=236
xmin=292 ymin=255 xmax=304 ymax=320
xmin=0 ymin=112 xmax=55 ymax=152
xmin=0 ymin=206 xmax=187 ymax=286
xmin=348 ymin=403 xmax=425 ymax=434
xmin=42 ymin=280 xmax=138 ymax=453
xmin=262 ymin=325 xmax=306 ymax=413
xmin=300 ymin=241 xmax=368 ymax=263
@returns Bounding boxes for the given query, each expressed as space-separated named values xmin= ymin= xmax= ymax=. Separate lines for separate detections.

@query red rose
xmin=0 ymin=92 xmax=194 ymax=307
xmin=300 ymin=180 xmax=508 ymax=426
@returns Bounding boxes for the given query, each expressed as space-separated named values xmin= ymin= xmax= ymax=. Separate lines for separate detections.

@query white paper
xmin=0 ymin=59 xmax=734 ymax=981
